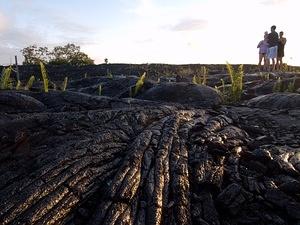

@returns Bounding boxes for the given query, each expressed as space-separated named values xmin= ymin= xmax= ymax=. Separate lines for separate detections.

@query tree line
xmin=21 ymin=43 xmax=94 ymax=66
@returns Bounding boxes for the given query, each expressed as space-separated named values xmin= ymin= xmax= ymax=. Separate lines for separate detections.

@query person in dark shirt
xmin=277 ymin=31 xmax=287 ymax=70
xmin=267 ymin=25 xmax=279 ymax=71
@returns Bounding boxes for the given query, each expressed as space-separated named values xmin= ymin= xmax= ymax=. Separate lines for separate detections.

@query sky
xmin=0 ymin=0 xmax=300 ymax=66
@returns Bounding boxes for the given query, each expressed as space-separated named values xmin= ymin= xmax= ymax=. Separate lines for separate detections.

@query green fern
xmin=193 ymin=66 xmax=207 ymax=85
xmin=273 ymin=77 xmax=283 ymax=92
xmin=62 ymin=76 xmax=68 ymax=91
xmin=134 ymin=72 xmax=146 ymax=96
xmin=16 ymin=80 xmax=22 ymax=90
xmin=0 ymin=66 xmax=12 ymax=89
xmin=226 ymin=62 xmax=244 ymax=102
xmin=25 ymin=75 xmax=35 ymax=90
xmin=39 ymin=61 xmax=49 ymax=92
xmin=286 ymin=77 xmax=296 ymax=92
xmin=98 ymin=84 xmax=102 ymax=96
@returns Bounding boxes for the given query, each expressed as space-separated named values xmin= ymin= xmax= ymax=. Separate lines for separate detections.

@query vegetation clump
xmin=192 ymin=66 xmax=207 ymax=85
xmin=0 ymin=66 xmax=13 ymax=90
xmin=39 ymin=62 xmax=49 ymax=92
xmin=62 ymin=77 xmax=68 ymax=91
xmin=134 ymin=72 xmax=146 ymax=96
xmin=226 ymin=62 xmax=244 ymax=102
xmin=25 ymin=75 xmax=35 ymax=91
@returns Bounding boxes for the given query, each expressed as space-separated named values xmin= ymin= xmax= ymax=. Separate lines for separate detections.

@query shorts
xmin=267 ymin=46 xmax=278 ymax=59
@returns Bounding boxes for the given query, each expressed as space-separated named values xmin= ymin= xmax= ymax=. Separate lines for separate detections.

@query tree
xmin=20 ymin=43 xmax=94 ymax=65
xmin=21 ymin=45 xmax=50 ymax=65
xmin=49 ymin=43 xmax=94 ymax=65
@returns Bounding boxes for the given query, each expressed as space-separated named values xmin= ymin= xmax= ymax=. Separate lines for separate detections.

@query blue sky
xmin=0 ymin=0 xmax=299 ymax=65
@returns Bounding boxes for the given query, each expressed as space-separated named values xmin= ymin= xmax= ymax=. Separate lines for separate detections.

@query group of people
xmin=257 ymin=25 xmax=287 ymax=71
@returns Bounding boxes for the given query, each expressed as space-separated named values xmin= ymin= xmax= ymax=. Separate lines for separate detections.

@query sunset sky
xmin=0 ymin=0 xmax=299 ymax=65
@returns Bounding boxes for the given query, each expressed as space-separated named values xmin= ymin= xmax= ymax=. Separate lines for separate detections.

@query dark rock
xmin=138 ymin=83 xmax=222 ymax=107
xmin=247 ymin=93 xmax=300 ymax=109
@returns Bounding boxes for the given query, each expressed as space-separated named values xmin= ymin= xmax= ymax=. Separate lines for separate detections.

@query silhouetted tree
xmin=21 ymin=43 xmax=94 ymax=65
xmin=21 ymin=45 xmax=50 ymax=65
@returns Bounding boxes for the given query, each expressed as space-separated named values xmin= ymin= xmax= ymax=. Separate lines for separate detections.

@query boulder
xmin=138 ymin=83 xmax=222 ymax=107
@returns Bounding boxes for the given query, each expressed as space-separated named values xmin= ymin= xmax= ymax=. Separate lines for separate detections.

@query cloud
xmin=0 ymin=12 xmax=8 ymax=32
xmin=169 ymin=18 xmax=207 ymax=31
xmin=259 ymin=0 xmax=289 ymax=5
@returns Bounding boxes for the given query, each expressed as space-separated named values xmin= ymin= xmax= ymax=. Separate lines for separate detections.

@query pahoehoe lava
xmin=0 ymin=90 xmax=300 ymax=225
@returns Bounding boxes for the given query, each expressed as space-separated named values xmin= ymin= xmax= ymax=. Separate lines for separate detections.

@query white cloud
xmin=0 ymin=12 xmax=8 ymax=32
xmin=169 ymin=19 xmax=207 ymax=31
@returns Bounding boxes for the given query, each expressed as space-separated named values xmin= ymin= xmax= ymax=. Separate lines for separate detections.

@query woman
xmin=257 ymin=32 xmax=269 ymax=71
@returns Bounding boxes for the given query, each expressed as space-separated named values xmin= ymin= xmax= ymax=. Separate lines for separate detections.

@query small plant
xmin=134 ymin=72 xmax=146 ymax=96
xmin=0 ymin=66 xmax=12 ymax=90
xmin=16 ymin=80 xmax=22 ymax=90
xmin=62 ymin=76 xmax=68 ymax=91
xmin=98 ymin=84 xmax=102 ymax=96
xmin=226 ymin=62 xmax=244 ymax=102
xmin=282 ymin=63 xmax=289 ymax=72
xmin=25 ymin=75 xmax=35 ymax=90
xmin=259 ymin=72 xmax=270 ymax=81
xmin=192 ymin=66 xmax=207 ymax=85
xmin=107 ymin=69 xmax=113 ymax=78
xmin=286 ymin=77 xmax=296 ymax=92
xmin=39 ymin=61 xmax=49 ymax=92
xmin=273 ymin=77 xmax=283 ymax=92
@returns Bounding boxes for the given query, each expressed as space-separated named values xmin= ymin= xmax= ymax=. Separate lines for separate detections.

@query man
xmin=277 ymin=31 xmax=287 ymax=70
xmin=267 ymin=25 xmax=279 ymax=71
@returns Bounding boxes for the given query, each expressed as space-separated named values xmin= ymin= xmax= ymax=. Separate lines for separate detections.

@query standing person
xmin=267 ymin=25 xmax=279 ymax=71
xmin=277 ymin=31 xmax=287 ymax=70
xmin=257 ymin=31 xmax=269 ymax=71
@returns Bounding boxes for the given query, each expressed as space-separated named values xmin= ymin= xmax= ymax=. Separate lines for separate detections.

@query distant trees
xmin=21 ymin=43 xmax=94 ymax=66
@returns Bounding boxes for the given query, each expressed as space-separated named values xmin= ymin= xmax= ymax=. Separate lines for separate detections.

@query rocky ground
xmin=0 ymin=70 xmax=300 ymax=225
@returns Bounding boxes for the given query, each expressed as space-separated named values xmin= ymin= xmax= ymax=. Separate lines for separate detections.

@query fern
xmin=16 ymin=80 xmax=22 ymax=90
xmin=200 ymin=66 xmax=207 ymax=85
xmin=62 ymin=76 xmax=68 ymax=91
xmin=39 ymin=61 xmax=49 ymax=92
xmin=193 ymin=66 xmax=207 ymax=85
xmin=134 ymin=72 xmax=146 ymax=96
xmin=286 ymin=77 xmax=296 ymax=92
xmin=25 ymin=75 xmax=35 ymax=90
xmin=98 ymin=84 xmax=102 ymax=96
xmin=226 ymin=62 xmax=244 ymax=102
xmin=0 ymin=66 xmax=12 ymax=89
xmin=273 ymin=77 xmax=283 ymax=92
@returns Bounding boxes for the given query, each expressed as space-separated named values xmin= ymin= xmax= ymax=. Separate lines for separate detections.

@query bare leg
xmin=278 ymin=57 xmax=282 ymax=70
xmin=271 ymin=58 xmax=276 ymax=71
xmin=263 ymin=55 xmax=268 ymax=71
xmin=258 ymin=54 xmax=263 ymax=71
